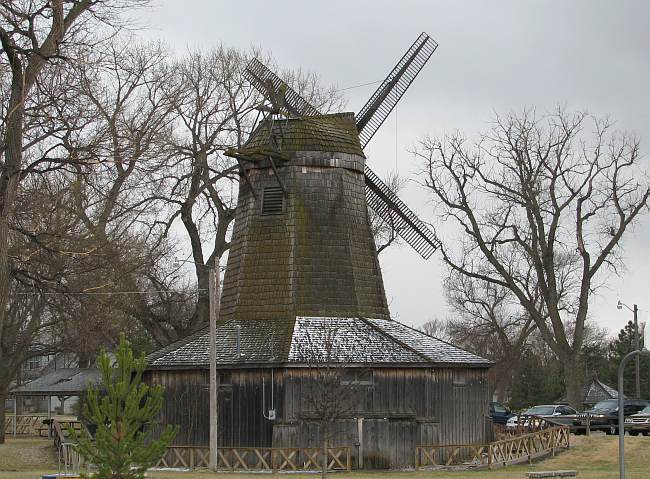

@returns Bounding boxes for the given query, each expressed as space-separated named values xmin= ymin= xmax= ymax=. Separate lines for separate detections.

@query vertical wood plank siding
xmin=145 ymin=365 xmax=489 ymax=469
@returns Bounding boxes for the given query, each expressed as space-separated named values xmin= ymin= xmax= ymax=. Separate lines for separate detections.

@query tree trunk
xmin=563 ymin=353 xmax=584 ymax=410
xmin=0 ymin=385 xmax=7 ymax=444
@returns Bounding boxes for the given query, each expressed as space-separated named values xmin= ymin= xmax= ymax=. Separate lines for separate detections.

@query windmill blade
xmin=364 ymin=166 xmax=440 ymax=260
xmin=356 ymin=32 xmax=438 ymax=149
xmin=244 ymin=58 xmax=322 ymax=118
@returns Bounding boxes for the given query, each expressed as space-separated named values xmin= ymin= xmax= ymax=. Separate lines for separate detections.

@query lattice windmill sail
xmin=240 ymin=32 xmax=440 ymax=260
xmin=356 ymin=32 xmax=438 ymax=149
xmin=244 ymin=58 xmax=321 ymax=118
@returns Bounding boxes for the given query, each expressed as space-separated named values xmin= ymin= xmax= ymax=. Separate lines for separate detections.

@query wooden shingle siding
xmin=147 ymin=366 xmax=490 ymax=469
xmin=220 ymin=150 xmax=390 ymax=323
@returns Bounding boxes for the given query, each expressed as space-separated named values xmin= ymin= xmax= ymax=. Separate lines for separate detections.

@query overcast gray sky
xmin=137 ymin=0 xmax=650 ymax=336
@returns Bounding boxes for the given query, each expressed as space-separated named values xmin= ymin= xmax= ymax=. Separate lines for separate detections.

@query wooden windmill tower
xmin=146 ymin=33 xmax=492 ymax=469
xmin=221 ymin=32 xmax=440 ymax=323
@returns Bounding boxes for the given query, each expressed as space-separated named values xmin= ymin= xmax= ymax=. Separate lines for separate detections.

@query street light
xmin=617 ymin=300 xmax=640 ymax=399
xmin=618 ymin=329 xmax=649 ymax=479
xmin=175 ymin=257 xmax=221 ymax=471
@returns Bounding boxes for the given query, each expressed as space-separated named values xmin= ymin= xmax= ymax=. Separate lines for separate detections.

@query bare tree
xmin=0 ymin=0 xmax=148 ymax=443
xmin=443 ymin=272 xmax=536 ymax=402
xmin=293 ymin=319 xmax=367 ymax=478
xmin=416 ymin=108 xmax=650 ymax=408
xmin=419 ymin=317 xmax=451 ymax=341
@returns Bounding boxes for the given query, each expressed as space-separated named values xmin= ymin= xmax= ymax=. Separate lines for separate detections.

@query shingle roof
xmin=584 ymin=378 xmax=623 ymax=402
xmin=559 ymin=377 xmax=625 ymax=405
xmin=243 ymin=113 xmax=365 ymax=157
xmin=288 ymin=317 xmax=425 ymax=363
xmin=11 ymin=368 xmax=101 ymax=396
xmin=146 ymin=317 xmax=491 ymax=369
xmin=146 ymin=319 xmax=294 ymax=367
xmin=365 ymin=318 xmax=491 ymax=365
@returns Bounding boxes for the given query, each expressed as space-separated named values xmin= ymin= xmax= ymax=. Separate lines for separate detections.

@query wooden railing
xmin=3 ymin=414 xmax=48 ymax=436
xmin=52 ymin=419 xmax=85 ymax=473
xmin=416 ymin=426 xmax=570 ymax=470
xmin=156 ymin=445 xmax=352 ymax=471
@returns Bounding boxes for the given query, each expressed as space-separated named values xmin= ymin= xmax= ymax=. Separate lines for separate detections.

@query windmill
xmin=221 ymin=32 xmax=440 ymax=323
xmin=146 ymin=33 xmax=495 ymax=464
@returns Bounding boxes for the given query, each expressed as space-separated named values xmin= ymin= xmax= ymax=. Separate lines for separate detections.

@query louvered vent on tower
xmin=261 ymin=186 xmax=284 ymax=215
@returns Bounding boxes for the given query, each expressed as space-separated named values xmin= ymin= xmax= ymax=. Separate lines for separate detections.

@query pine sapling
xmin=71 ymin=335 xmax=177 ymax=479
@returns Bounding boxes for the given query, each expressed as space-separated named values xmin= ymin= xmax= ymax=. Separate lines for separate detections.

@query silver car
xmin=506 ymin=404 xmax=578 ymax=429
xmin=625 ymin=405 xmax=650 ymax=436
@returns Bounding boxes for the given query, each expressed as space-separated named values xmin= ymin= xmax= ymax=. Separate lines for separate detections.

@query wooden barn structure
xmin=145 ymin=317 xmax=491 ymax=469
xmin=145 ymin=32 xmax=492 ymax=469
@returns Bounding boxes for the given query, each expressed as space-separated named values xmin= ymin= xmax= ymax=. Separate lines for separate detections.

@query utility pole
xmin=633 ymin=304 xmax=640 ymax=399
xmin=208 ymin=263 xmax=221 ymax=471
xmin=617 ymin=300 xmax=641 ymax=399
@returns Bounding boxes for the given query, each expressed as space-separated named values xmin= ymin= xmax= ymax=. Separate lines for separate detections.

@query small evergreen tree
xmin=71 ymin=335 xmax=177 ymax=479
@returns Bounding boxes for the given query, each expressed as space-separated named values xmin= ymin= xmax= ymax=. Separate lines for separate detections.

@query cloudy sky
xmin=137 ymin=0 xmax=650 ymax=336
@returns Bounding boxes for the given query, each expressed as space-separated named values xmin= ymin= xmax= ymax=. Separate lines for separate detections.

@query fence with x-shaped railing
xmin=156 ymin=445 xmax=352 ymax=471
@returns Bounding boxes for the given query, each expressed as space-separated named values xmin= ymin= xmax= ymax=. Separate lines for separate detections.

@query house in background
xmin=7 ymin=352 xmax=80 ymax=415
xmin=560 ymin=376 xmax=624 ymax=410
xmin=10 ymin=368 xmax=101 ymax=416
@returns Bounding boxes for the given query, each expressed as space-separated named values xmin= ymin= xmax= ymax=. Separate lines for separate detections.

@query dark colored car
xmin=489 ymin=401 xmax=514 ymax=425
xmin=578 ymin=399 xmax=649 ymax=434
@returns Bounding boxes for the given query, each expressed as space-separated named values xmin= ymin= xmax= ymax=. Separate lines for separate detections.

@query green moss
xmin=244 ymin=113 xmax=364 ymax=157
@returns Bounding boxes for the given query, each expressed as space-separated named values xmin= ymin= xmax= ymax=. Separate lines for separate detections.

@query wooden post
xmin=488 ymin=444 xmax=493 ymax=469
xmin=346 ymin=447 xmax=351 ymax=471
xmin=208 ymin=264 xmax=222 ymax=471
xmin=12 ymin=397 xmax=16 ymax=436
xmin=586 ymin=412 xmax=590 ymax=436
xmin=357 ymin=417 xmax=363 ymax=469
xmin=551 ymin=429 xmax=555 ymax=457
xmin=47 ymin=396 xmax=51 ymax=439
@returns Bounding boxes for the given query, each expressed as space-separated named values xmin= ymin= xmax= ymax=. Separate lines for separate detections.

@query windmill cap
xmin=244 ymin=112 xmax=365 ymax=158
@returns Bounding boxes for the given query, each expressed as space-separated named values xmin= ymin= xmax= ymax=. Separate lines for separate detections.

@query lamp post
xmin=617 ymin=300 xmax=640 ymax=399
xmin=175 ymin=258 xmax=221 ymax=471
xmin=618 ymin=348 xmax=649 ymax=479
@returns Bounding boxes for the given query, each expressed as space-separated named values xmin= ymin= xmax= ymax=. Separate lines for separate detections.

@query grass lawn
xmin=1 ymin=434 xmax=649 ymax=479
xmin=0 ymin=437 xmax=57 ymax=479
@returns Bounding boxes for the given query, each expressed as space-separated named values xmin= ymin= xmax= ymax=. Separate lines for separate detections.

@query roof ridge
xmin=359 ymin=317 xmax=431 ymax=362
xmin=395 ymin=318 xmax=492 ymax=362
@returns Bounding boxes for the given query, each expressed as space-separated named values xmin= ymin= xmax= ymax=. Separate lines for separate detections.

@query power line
xmin=14 ymin=289 xmax=206 ymax=296
xmin=335 ymin=79 xmax=382 ymax=92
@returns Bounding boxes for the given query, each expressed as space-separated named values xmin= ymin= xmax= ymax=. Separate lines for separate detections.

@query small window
xmin=341 ymin=370 xmax=373 ymax=386
xmin=218 ymin=372 xmax=231 ymax=386
xmin=27 ymin=357 xmax=41 ymax=370
xmin=261 ymin=186 xmax=284 ymax=215
xmin=452 ymin=371 xmax=468 ymax=387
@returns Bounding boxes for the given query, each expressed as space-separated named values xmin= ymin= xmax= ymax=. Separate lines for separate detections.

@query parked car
xmin=506 ymin=404 xmax=578 ymax=429
xmin=624 ymin=405 xmax=650 ymax=436
xmin=578 ymin=399 xmax=649 ymax=434
xmin=489 ymin=401 xmax=514 ymax=425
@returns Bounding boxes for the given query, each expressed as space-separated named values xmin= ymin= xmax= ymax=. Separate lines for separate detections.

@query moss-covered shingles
xmin=218 ymin=111 xmax=389 ymax=343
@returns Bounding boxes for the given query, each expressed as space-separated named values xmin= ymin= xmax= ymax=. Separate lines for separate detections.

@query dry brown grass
xmin=0 ymin=437 xmax=58 ymax=478
xmin=2 ymin=434 xmax=649 ymax=479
